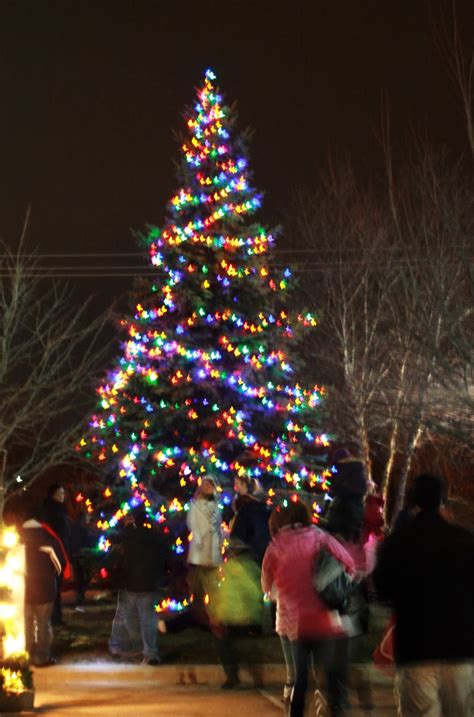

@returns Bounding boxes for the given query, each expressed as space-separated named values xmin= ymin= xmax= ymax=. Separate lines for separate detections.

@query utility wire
xmin=0 ymin=260 xmax=470 ymax=273
xmin=1 ymin=247 xmax=471 ymax=257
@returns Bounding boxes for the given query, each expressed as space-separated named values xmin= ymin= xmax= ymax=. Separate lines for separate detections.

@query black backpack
xmin=313 ymin=547 xmax=370 ymax=633
xmin=313 ymin=546 xmax=353 ymax=613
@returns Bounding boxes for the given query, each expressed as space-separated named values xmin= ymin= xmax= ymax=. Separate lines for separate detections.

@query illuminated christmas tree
xmin=80 ymin=70 xmax=330 ymax=589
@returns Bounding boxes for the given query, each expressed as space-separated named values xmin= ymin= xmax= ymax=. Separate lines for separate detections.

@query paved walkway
xmin=18 ymin=662 xmax=397 ymax=716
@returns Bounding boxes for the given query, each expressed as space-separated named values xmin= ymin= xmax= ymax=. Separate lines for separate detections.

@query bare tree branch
xmin=0 ymin=215 xmax=112 ymax=519
xmin=432 ymin=0 xmax=474 ymax=156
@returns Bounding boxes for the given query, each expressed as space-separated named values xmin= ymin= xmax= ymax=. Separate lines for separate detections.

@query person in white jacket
xmin=186 ymin=476 xmax=223 ymax=625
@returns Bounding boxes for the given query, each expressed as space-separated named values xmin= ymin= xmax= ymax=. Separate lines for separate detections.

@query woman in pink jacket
xmin=262 ymin=498 xmax=354 ymax=717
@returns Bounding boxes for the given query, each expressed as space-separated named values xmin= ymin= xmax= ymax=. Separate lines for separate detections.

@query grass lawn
xmin=53 ymin=591 xmax=390 ymax=665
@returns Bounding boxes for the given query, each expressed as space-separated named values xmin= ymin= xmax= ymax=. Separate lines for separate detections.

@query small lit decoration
xmin=79 ymin=69 xmax=331 ymax=607
xmin=155 ymin=596 xmax=193 ymax=614
xmin=0 ymin=527 xmax=33 ymax=709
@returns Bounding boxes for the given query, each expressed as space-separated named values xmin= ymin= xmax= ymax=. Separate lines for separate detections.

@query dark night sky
xmin=0 ymin=0 xmax=471 ymax=305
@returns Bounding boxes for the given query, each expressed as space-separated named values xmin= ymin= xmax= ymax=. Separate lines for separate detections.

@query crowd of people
xmin=19 ymin=452 xmax=474 ymax=716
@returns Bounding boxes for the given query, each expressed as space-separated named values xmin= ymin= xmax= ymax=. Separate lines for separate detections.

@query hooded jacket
xmin=262 ymin=525 xmax=354 ymax=641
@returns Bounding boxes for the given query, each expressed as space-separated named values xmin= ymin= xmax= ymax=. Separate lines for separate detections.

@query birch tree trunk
xmin=0 ymin=449 xmax=6 ymax=532
xmin=390 ymin=422 xmax=425 ymax=529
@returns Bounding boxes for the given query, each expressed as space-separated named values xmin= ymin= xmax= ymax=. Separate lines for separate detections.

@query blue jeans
xmin=25 ymin=602 xmax=54 ymax=665
xmin=109 ymin=590 xmax=159 ymax=659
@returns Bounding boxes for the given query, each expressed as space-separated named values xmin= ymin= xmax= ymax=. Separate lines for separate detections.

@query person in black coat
xmin=43 ymin=484 xmax=71 ymax=550
xmin=373 ymin=474 xmax=474 ymax=717
xmin=326 ymin=448 xmax=367 ymax=541
xmin=109 ymin=508 xmax=167 ymax=664
xmin=21 ymin=508 xmax=67 ymax=666
xmin=391 ymin=484 xmax=418 ymax=534
xmin=230 ymin=476 xmax=270 ymax=565
xmin=43 ymin=483 xmax=71 ymax=625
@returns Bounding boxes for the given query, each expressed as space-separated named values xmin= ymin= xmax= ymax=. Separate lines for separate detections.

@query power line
xmin=1 ymin=260 xmax=471 ymax=272
xmin=0 ymin=246 xmax=470 ymax=258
